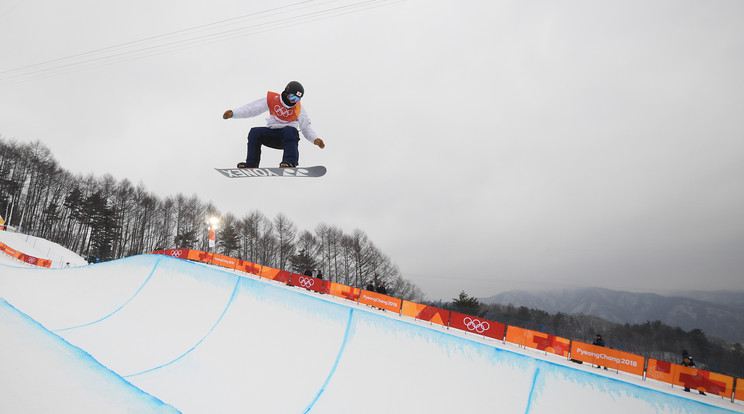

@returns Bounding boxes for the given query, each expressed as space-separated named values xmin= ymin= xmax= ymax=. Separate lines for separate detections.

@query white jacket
xmin=232 ymin=95 xmax=318 ymax=143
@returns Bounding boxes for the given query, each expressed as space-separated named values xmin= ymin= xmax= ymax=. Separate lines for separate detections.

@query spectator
xmin=681 ymin=350 xmax=706 ymax=395
xmin=365 ymin=281 xmax=375 ymax=291
xmin=303 ymin=267 xmax=313 ymax=277
xmin=312 ymin=268 xmax=323 ymax=280
xmin=593 ymin=334 xmax=607 ymax=370
xmin=376 ymin=282 xmax=387 ymax=295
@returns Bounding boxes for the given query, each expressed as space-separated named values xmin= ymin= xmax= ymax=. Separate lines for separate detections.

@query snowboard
xmin=215 ymin=165 xmax=326 ymax=178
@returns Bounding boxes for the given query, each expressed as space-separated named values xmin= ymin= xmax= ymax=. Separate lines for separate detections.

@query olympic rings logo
xmin=274 ymin=105 xmax=294 ymax=118
xmin=169 ymin=250 xmax=183 ymax=258
xmin=299 ymin=276 xmax=315 ymax=288
xmin=463 ymin=317 xmax=490 ymax=333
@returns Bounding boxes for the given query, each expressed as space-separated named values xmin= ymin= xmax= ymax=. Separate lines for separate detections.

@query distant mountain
xmin=666 ymin=290 xmax=744 ymax=313
xmin=480 ymin=288 xmax=744 ymax=344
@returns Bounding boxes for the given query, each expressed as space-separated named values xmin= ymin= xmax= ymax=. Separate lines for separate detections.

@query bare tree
xmin=239 ymin=210 xmax=270 ymax=263
xmin=273 ymin=213 xmax=297 ymax=271
xmin=0 ymin=137 xmax=423 ymax=300
xmin=315 ymin=223 xmax=344 ymax=283
xmin=347 ymin=228 xmax=375 ymax=288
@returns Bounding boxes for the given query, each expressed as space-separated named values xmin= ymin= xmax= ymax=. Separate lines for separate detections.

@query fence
xmin=0 ymin=240 xmax=52 ymax=268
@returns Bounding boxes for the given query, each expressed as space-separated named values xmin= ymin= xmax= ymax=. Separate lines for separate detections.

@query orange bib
xmin=267 ymin=91 xmax=301 ymax=122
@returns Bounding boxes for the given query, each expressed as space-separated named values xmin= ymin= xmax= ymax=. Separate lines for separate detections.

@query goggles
xmin=287 ymin=93 xmax=301 ymax=103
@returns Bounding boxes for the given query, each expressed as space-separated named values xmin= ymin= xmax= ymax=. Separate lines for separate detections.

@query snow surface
xmin=0 ymin=230 xmax=88 ymax=268
xmin=1 ymin=232 xmax=743 ymax=413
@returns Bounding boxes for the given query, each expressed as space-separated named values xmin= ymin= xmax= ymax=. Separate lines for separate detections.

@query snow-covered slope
xmin=0 ymin=236 xmax=741 ymax=413
xmin=0 ymin=298 xmax=179 ymax=413
xmin=0 ymin=230 xmax=87 ymax=268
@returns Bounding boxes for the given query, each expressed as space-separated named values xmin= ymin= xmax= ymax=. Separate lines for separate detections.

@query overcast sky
xmin=1 ymin=0 xmax=743 ymax=301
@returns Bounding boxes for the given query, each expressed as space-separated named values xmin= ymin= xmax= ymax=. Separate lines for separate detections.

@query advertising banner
xmin=0 ymin=241 xmax=51 ymax=267
xmin=15 ymin=252 xmax=32 ymax=264
xmin=236 ymin=259 xmax=261 ymax=275
xmin=163 ymin=249 xmax=190 ymax=260
xmin=646 ymin=358 xmax=675 ymax=384
xmin=259 ymin=266 xmax=291 ymax=284
xmin=1 ymin=241 xmax=17 ymax=257
xmin=358 ymin=290 xmax=402 ymax=313
xmin=325 ymin=281 xmax=360 ymax=301
xmin=209 ymin=253 xmax=238 ymax=269
xmin=290 ymin=274 xmax=324 ymax=293
xmin=505 ymin=326 xmax=570 ymax=357
xmin=673 ymin=365 xmax=734 ymax=398
xmin=400 ymin=301 xmax=450 ymax=326
xmin=736 ymin=377 xmax=744 ymax=402
xmin=449 ymin=311 xmax=505 ymax=340
xmin=570 ymin=341 xmax=645 ymax=376
xmin=15 ymin=252 xmax=52 ymax=268
xmin=191 ymin=250 xmax=213 ymax=263
xmin=161 ymin=248 xmax=205 ymax=263
xmin=506 ymin=325 xmax=534 ymax=347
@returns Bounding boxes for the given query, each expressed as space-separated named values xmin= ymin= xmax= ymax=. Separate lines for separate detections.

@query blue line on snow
xmin=524 ymin=367 xmax=540 ymax=414
xmin=54 ymin=256 xmax=163 ymax=332
xmin=123 ymin=274 xmax=242 ymax=378
xmin=303 ymin=308 xmax=355 ymax=414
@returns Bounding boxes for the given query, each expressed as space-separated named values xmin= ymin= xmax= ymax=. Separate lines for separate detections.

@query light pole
xmin=206 ymin=216 xmax=220 ymax=263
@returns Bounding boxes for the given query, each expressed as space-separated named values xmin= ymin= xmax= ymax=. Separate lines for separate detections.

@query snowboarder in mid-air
xmin=222 ymin=81 xmax=325 ymax=168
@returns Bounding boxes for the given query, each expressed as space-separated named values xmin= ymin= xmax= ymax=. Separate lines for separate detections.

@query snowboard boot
xmin=237 ymin=162 xmax=258 ymax=169
xmin=279 ymin=162 xmax=296 ymax=168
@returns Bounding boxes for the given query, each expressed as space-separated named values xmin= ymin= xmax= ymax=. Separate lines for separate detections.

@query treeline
xmin=437 ymin=292 xmax=744 ymax=378
xmin=0 ymin=137 xmax=424 ymax=301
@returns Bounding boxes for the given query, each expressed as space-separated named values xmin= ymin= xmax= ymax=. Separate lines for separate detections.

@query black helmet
xmin=282 ymin=81 xmax=304 ymax=107
xmin=285 ymin=81 xmax=304 ymax=97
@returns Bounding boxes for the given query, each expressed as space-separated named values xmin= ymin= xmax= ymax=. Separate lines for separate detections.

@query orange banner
xmin=16 ymin=252 xmax=52 ymax=268
xmin=209 ymin=253 xmax=238 ymax=269
xmin=401 ymin=301 xmax=450 ymax=326
xmin=646 ymin=358 xmax=674 ymax=383
xmin=735 ymin=377 xmax=744 ymax=402
xmin=289 ymin=274 xmax=324 ymax=293
xmin=189 ymin=250 xmax=212 ymax=262
xmin=506 ymin=325 xmax=533 ymax=347
xmin=325 ymin=281 xmax=360 ymax=301
xmin=448 ymin=311 xmax=505 ymax=340
xmin=570 ymin=341 xmax=645 ymax=376
xmin=0 ymin=241 xmax=52 ymax=268
xmin=647 ymin=359 xmax=734 ymax=398
xmin=236 ymin=259 xmax=261 ymax=275
xmin=505 ymin=326 xmax=570 ymax=357
xmin=358 ymin=290 xmax=402 ymax=313
xmin=0 ymin=241 xmax=17 ymax=257
xmin=162 ymin=249 xmax=189 ymax=260
xmin=673 ymin=365 xmax=734 ymax=398
xmin=258 ymin=266 xmax=292 ymax=284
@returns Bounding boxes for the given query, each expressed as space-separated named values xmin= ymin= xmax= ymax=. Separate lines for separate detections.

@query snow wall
xmin=0 ymin=254 xmax=741 ymax=414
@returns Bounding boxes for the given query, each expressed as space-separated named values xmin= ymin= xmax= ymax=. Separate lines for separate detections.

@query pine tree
xmin=451 ymin=291 xmax=483 ymax=316
xmin=218 ymin=220 xmax=240 ymax=256
xmin=291 ymin=248 xmax=318 ymax=274
xmin=175 ymin=229 xmax=198 ymax=248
